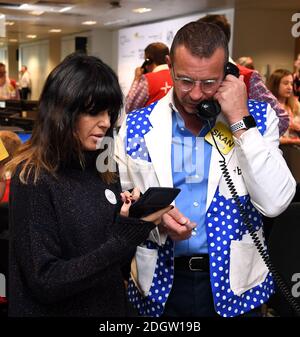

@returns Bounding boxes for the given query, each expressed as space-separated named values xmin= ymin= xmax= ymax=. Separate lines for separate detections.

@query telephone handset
xmin=196 ymin=62 xmax=240 ymax=121
xmin=141 ymin=58 xmax=153 ymax=74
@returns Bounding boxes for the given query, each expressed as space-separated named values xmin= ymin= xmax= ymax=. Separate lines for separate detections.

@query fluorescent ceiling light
xmin=5 ymin=21 xmax=15 ymax=26
xmin=49 ymin=29 xmax=62 ymax=33
xmin=82 ymin=21 xmax=97 ymax=25
xmin=104 ymin=19 xmax=128 ymax=26
xmin=9 ymin=39 xmax=18 ymax=43
xmin=19 ymin=4 xmax=30 ymax=10
xmin=29 ymin=10 xmax=44 ymax=16
xmin=132 ymin=8 xmax=152 ymax=14
xmin=26 ymin=34 xmax=37 ymax=39
xmin=59 ymin=6 xmax=73 ymax=13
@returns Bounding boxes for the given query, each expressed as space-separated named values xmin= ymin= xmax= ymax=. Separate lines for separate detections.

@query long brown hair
xmin=6 ymin=53 xmax=123 ymax=184
xmin=267 ymin=69 xmax=296 ymax=115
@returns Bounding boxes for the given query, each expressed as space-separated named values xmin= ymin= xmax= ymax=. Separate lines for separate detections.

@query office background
xmin=0 ymin=0 xmax=298 ymax=100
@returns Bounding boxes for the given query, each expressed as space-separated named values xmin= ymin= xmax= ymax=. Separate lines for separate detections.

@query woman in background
xmin=268 ymin=68 xmax=300 ymax=144
xmin=7 ymin=53 xmax=170 ymax=317
xmin=293 ymin=53 xmax=300 ymax=102
xmin=0 ymin=131 xmax=21 ymax=202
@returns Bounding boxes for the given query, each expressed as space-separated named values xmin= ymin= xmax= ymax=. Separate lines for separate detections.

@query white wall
xmin=117 ymin=9 xmax=235 ymax=96
xmin=0 ymin=47 xmax=8 ymax=70
xmin=19 ymin=40 xmax=50 ymax=100
xmin=90 ymin=29 xmax=113 ymax=68
xmin=61 ymin=31 xmax=90 ymax=61
xmin=233 ymin=8 xmax=297 ymax=81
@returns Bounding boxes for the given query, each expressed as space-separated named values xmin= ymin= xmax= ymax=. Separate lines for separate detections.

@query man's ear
xmin=166 ymin=55 xmax=172 ymax=69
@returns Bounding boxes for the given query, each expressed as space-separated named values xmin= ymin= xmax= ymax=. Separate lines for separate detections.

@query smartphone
xmin=141 ymin=58 xmax=152 ymax=74
xmin=129 ymin=187 xmax=181 ymax=218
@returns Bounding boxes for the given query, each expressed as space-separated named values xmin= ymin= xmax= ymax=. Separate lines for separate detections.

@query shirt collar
xmin=169 ymin=92 xmax=212 ymax=136
xmin=153 ymin=64 xmax=169 ymax=73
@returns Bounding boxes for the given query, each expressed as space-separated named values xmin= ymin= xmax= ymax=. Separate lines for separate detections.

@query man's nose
xmin=188 ymin=82 xmax=204 ymax=101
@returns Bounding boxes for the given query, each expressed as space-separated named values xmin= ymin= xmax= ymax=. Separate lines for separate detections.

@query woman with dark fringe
xmin=7 ymin=53 xmax=170 ymax=317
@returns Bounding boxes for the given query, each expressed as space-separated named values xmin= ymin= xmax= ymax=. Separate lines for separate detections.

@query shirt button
xmin=193 ymin=201 xmax=199 ymax=207
xmin=180 ymin=127 xmax=185 ymax=131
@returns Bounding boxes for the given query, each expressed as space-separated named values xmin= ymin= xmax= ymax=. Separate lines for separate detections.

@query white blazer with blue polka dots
xmin=115 ymin=88 xmax=296 ymax=317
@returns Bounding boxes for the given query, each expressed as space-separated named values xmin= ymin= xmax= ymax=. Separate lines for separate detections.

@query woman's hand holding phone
xmin=120 ymin=187 xmax=174 ymax=225
xmin=120 ymin=188 xmax=140 ymax=217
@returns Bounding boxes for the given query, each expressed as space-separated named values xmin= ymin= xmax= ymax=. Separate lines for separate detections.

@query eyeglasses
xmin=172 ymin=69 xmax=221 ymax=94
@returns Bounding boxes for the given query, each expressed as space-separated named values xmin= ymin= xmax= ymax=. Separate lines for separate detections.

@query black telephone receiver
xmin=141 ymin=58 xmax=153 ymax=74
xmin=196 ymin=62 xmax=240 ymax=121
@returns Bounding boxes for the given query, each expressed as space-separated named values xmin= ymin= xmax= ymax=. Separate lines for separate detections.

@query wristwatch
xmin=230 ymin=115 xmax=257 ymax=133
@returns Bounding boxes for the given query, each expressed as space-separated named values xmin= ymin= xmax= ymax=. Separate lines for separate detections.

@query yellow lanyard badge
xmin=0 ymin=138 xmax=9 ymax=161
xmin=204 ymin=122 xmax=235 ymax=155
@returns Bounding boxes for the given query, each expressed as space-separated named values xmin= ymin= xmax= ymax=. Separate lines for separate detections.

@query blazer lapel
xmin=144 ymin=93 xmax=173 ymax=188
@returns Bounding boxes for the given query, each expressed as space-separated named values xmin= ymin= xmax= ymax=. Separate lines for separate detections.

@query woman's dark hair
xmin=267 ymin=68 xmax=296 ymax=116
xmin=7 ymin=53 xmax=123 ymax=184
xmin=197 ymin=14 xmax=231 ymax=43
xmin=144 ymin=42 xmax=169 ymax=65
xmin=267 ymin=69 xmax=292 ymax=99
xmin=170 ymin=21 xmax=229 ymax=65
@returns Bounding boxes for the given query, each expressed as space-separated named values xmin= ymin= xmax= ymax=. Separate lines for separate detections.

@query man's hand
xmin=159 ymin=207 xmax=197 ymax=241
xmin=214 ymin=74 xmax=249 ymax=125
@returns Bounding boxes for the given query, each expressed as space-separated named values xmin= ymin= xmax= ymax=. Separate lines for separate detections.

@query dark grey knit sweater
xmin=8 ymin=152 xmax=155 ymax=317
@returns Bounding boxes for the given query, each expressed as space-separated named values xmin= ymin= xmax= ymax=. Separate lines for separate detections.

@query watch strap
xmin=230 ymin=120 xmax=246 ymax=133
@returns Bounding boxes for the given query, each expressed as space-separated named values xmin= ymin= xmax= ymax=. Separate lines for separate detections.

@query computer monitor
xmin=5 ymin=100 xmax=22 ymax=113
xmin=0 ymin=100 xmax=6 ymax=109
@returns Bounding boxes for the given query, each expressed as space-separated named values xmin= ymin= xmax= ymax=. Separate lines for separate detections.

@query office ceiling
xmin=0 ymin=0 xmax=299 ymax=45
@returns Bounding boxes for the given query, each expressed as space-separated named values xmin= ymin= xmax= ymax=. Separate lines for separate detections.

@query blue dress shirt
xmin=171 ymin=109 xmax=212 ymax=256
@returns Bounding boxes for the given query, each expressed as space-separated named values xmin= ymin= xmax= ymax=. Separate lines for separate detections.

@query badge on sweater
xmin=205 ymin=122 xmax=235 ymax=155
xmin=105 ymin=189 xmax=117 ymax=204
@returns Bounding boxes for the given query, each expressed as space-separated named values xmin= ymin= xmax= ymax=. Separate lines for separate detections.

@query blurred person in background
xmin=125 ymin=42 xmax=173 ymax=113
xmin=0 ymin=131 xmax=21 ymax=203
xmin=293 ymin=53 xmax=300 ymax=102
xmin=18 ymin=65 xmax=31 ymax=100
xmin=268 ymin=69 xmax=300 ymax=144
xmin=236 ymin=56 xmax=255 ymax=70
xmin=0 ymin=63 xmax=19 ymax=100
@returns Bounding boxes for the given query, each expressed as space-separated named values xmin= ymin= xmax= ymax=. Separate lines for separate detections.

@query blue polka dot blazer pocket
xmin=229 ymin=228 xmax=268 ymax=296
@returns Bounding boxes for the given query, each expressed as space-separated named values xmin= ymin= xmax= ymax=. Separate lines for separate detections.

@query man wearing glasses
xmin=115 ymin=21 xmax=295 ymax=317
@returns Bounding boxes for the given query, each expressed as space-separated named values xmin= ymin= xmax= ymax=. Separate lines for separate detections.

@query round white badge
xmin=105 ymin=189 xmax=117 ymax=204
